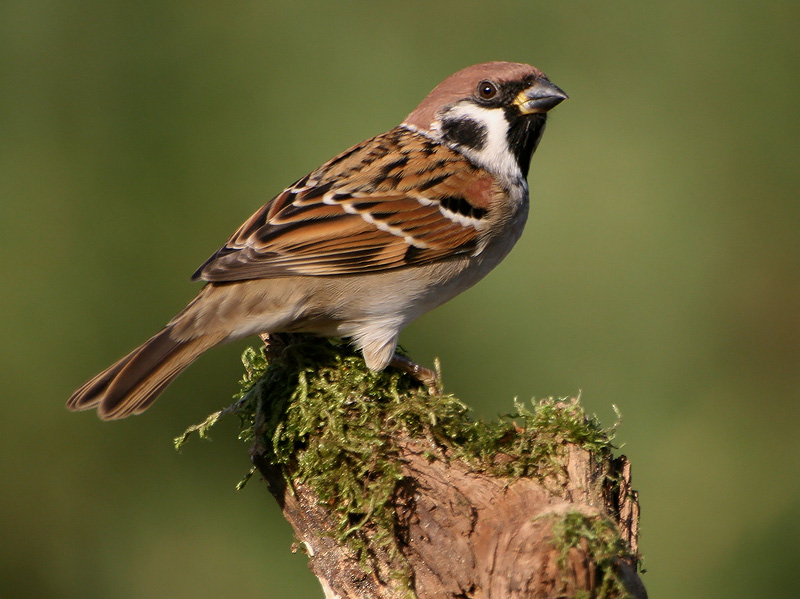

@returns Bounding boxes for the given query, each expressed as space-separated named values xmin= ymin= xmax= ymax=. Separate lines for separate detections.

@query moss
xmin=549 ymin=511 xmax=633 ymax=599
xmin=177 ymin=335 xmax=629 ymax=591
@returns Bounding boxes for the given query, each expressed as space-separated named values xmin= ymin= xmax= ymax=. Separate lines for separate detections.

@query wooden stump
xmin=236 ymin=335 xmax=646 ymax=599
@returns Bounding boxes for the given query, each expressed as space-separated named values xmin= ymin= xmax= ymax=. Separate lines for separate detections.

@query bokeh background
xmin=2 ymin=1 xmax=798 ymax=597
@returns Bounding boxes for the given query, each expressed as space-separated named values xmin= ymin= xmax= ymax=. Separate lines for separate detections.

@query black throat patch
xmin=505 ymin=113 xmax=547 ymax=178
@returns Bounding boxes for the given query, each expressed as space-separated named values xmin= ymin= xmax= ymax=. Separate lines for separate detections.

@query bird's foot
xmin=389 ymin=354 xmax=441 ymax=394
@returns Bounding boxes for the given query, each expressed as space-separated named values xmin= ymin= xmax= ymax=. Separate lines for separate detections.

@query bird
xmin=67 ymin=61 xmax=567 ymax=420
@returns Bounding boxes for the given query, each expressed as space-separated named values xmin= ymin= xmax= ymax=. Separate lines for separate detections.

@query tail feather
xmin=67 ymin=353 xmax=134 ymax=412
xmin=67 ymin=327 xmax=224 ymax=420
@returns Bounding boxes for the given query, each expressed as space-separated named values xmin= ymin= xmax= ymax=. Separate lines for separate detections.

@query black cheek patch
xmin=441 ymin=117 xmax=488 ymax=151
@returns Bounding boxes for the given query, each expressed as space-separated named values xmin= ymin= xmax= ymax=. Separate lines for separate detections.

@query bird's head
xmin=403 ymin=62 xmax=567 ymax=181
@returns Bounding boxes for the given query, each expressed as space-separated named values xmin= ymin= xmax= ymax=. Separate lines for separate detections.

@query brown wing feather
xmin=193 ymin=127 xmax=498 ymax=282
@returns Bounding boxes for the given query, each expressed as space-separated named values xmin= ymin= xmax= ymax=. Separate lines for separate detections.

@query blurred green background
xmin=2 ymin=1 xmax=798 ymax=597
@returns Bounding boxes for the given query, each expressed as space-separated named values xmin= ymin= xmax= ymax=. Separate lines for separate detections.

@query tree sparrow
xmin=67 ymin=61 xmax=567 ymax=419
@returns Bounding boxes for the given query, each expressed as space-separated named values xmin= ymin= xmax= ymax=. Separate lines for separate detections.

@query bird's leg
xmin=389 ymin=354 xmax=440 ymax=394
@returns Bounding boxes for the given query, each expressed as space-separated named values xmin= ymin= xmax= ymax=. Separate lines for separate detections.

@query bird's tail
xmin=67 ymin=326 xmax=225 ymax=420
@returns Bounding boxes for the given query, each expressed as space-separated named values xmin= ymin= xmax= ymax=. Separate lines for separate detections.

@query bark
xmin=247 ymin=335 xmax=646 ymax=599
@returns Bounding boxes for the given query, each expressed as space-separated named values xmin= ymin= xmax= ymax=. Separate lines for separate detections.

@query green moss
xmin=235 ymin=339 xmax=417 ymax=563
xmin=177 ymin=335 xmax=630 ymax=592
xmin=549 ymin=511 xmax=633 ymax=599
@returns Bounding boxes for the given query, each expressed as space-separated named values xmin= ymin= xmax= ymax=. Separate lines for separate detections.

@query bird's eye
xmin=477 ymin=80 xmax=498 ymax=100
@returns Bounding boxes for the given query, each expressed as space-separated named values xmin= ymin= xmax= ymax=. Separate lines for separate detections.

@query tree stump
xmin=221 ymin=334 xmax=645 ymax=599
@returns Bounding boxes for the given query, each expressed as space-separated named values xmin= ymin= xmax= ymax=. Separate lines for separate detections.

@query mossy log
xmin=188 ymin=334 xmax=646 ymax=599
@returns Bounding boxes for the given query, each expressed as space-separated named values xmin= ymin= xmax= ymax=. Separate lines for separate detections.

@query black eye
xmin=477 ymin=80 xmax=498 ymax=100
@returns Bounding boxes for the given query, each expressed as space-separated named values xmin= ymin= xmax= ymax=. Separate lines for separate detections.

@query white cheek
xmin=440 ymin=103 xmax=522 ymax=185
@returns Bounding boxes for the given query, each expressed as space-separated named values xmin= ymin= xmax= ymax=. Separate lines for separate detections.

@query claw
xmin=389 ymin=354 xmax=440 ymax=394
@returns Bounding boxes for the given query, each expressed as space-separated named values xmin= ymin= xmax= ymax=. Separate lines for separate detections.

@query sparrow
xmin=67 ymin=61 xmax=567 ymax=420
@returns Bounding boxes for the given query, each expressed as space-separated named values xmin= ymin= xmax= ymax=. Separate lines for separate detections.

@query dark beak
xmin=514 ymin=79 xmax=568 ymax=114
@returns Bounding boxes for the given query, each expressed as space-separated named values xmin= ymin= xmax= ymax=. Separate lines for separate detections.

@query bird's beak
xmin=514 ymin=79 xmax=568 ymax=114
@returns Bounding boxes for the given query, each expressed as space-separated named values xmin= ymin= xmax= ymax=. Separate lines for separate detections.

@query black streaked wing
xmin=193 ymin=127 xmax=497 ymax=282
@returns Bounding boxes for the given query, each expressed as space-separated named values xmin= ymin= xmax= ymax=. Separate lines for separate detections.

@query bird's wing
xmin=193 ymin=127 xmax=500 ymax=281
